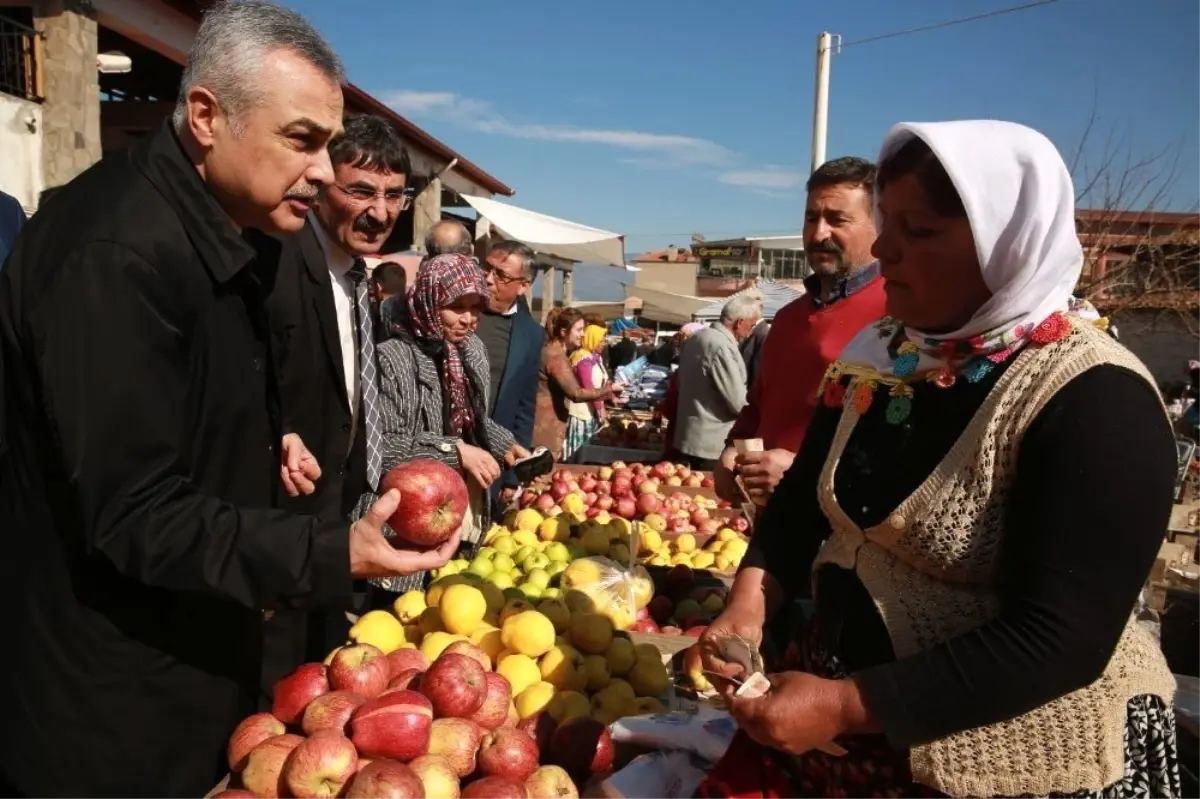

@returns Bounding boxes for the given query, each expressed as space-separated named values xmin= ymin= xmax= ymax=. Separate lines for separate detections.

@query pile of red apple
xmin=220 ymin=643 xmax=614 ymax=799
xmin=519 ymin=463 xmax=739 ymax=533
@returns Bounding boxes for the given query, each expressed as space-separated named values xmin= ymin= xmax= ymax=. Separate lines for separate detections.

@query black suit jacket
xmin=0 ymin=121 xmax=352 ymax=797
xmin=262 ymin=222 xmax=369 ymax=691
xmin=267 ymin=222 xmax=368 ymax=522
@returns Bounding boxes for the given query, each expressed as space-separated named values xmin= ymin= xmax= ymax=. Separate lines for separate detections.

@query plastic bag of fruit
xmin=558 ymin=555 xmax=654 ymax=631
xmin=590 ymin=749 xmax=712 ymax=799
xmin=609 ymin=704 xmax=737 ymax=763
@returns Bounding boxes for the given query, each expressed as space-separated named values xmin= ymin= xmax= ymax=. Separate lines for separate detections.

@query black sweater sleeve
xmin=854 ymin=365 xmax=1177 ymax=749
xmin=741 ymin=404 xmax=839 ymax=600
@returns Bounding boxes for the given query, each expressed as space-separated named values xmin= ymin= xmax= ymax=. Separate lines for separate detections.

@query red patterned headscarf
xmin=404 ymin=253 xmax=489 ymax=436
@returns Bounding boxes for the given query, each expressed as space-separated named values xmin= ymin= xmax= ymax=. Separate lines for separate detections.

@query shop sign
xmin=695 ymin=246 xmax=750 ymax=259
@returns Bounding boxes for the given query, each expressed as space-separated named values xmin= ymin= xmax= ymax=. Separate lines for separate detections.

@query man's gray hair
xmin=425 ymin=219 xmax=474 ymax=256
xmin=720 ymin=292 xmax=764 ymax=324
xmin=172 ymin=0 xmax=345 ymax=135
xmin=488 ymin=238 xmax=537 ymax=280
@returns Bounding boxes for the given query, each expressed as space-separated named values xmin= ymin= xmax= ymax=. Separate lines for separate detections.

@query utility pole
xmin=810 ymin=32 xmax=839 ymax=174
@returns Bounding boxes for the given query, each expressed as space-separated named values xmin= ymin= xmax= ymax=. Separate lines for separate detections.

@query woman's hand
xmin=725 ymin=672 xmax=874 ymax=756
xmin=503 ymin=442 xmax=531 ymax=468
xmin=698 ymin=606 xmax=765 ymax=691
xmin=457 ymin=441 xmax=502 ymax=488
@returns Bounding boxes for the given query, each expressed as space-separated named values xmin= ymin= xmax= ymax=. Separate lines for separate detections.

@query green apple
xmin=513 ymin=545 xmax=536 ymax=565
xmin=492 ymin=553 xmax=516 ymax=574
xmin=452 ymin=558 xmax=470 ymax=572
xmin=519 ymin=583 xmax=544 ymax=600
xmin=467 ymin=556 xmax=495 ymax=578
xmin=524 ymin=568 xmax=552 ymax=590
xmin=546 ymin=560 xmax=568 ymax=578
xmin=524 ymin=553 xmax=550 ymax=572
xmin=492 ymin=535 xmax=517 ymax=554
xmin=541 ymin=586 xmax=562 ymax=599
xmin=544 ymin=542 xmax=570 ymax=563
xmin=476 ymin=547 xmax=497 ymax=560
xmin=487 ymin=570 xmax=515 ymax=590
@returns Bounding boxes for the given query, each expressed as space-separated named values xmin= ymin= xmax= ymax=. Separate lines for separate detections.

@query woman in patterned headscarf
xmin=360 ymin=253 xmax=528 ymax=596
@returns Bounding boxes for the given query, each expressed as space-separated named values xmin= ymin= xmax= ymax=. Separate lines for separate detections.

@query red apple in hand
xmin=330 ymin=643 xmax=390 ymax=699
xmin=379 ymin=458 xmax=469 ymax=546
xmin=462 ymin=776 xmax=529 ymax=799
xmin=228 ymin=712 xmax=286 ymax=772
xmin=344 ymin=760 xmax=425 ymax=799
xmin=478 ymin=728 xmax=540 ymax=782
xmin=548 ymin=717 xmax=614 ymax=782
xmin=302 ymin=690 xmax=367 ymax=736
xmin=350 ymin=689 xmax=433 ymax=762
xmin=242 ymin=734 xmax=304 ymax=799
xmin=421 ymin=652 xmax=487 ymax=718
xmin=409 ymin=755 xmax=462 ymax=799
xmin=525 ymin=765 xmax=579 ymax=799
xmin=386 ymin=648 xmax=430 ymax=678
xmin=731 ymin=516 xmax=750 ymax=533
xmin=470 ymin=671 xmax=513 ymax=730
xmin=283 ymin=731 xmax=358 ymax=799
xmin=272 ymin=663 xmax=329 ymax=724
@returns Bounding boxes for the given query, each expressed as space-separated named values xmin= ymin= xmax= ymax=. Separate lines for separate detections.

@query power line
xmin=839 ymin=0 xmax=1061 ymax=49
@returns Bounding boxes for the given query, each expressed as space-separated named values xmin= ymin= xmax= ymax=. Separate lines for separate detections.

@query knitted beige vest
xmin=811 ymin=318 xmax=1176 ymax=798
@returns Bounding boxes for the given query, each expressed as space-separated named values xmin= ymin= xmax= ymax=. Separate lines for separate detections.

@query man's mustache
xmin=353 ymin=213 xmax=389 ymax=233
xmin=808 ymin=239 xmax=843 ymax=255
xmin=285 ymin=185 xmax=320 ymax=202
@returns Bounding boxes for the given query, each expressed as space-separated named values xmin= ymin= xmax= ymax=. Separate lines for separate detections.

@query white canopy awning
xmin=626 ymin=285 xmax=712 ymax=326
xmin=463 ymin=195 xmax=626 ymax=267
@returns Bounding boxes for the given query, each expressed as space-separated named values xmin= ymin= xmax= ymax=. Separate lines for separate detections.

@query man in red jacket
xmin=715 ymin=157 xmax=886 ymax=506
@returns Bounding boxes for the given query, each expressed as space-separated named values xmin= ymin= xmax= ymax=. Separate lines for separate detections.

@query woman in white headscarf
xmin=696 ymin=121 xmax=1180 ymax=799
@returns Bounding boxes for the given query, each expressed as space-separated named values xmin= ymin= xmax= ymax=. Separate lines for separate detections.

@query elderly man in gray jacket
xmin=673 ymin=292 xmax=764 ymax=470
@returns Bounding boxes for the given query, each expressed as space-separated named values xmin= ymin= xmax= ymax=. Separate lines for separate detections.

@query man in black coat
xmin=0 ymin=4 xmax=456 ymax=796
xmin=264 ymin=113 xmax=413 ymax=695
xmin=479 ymin=239 xmax=544 ymax=452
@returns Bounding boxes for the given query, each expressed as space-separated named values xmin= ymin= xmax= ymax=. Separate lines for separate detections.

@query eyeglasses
xmin=332 ymin=184 xmax=412 ymax=209
xmin=482 ymin=263 xmax=529 ymax=285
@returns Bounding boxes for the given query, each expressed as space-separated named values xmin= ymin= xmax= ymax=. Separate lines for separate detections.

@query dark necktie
xmin=349 ymin=259 xmax=383 ymax=490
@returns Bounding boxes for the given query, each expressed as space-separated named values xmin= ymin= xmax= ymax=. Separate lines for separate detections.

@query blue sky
xmin=286 ymin=0 xmax=1197 ymax=299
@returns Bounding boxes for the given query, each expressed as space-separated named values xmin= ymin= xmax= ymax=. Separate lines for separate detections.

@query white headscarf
xmin=838 ymin=119 xmax=1088 ymax=376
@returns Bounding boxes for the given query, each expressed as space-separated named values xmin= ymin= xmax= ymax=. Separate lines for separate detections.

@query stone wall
xmin=34 ymin=0 xmax=101 ymax=189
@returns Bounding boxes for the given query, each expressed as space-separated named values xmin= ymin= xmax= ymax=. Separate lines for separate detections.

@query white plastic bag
xmin=590 ymin=750 xmax=712 ymax=799
xmin=609 ymin=704 xmax=737 ymax=763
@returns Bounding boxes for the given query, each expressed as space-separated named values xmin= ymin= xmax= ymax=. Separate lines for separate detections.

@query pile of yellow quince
xmin=337 ymin=578 xmax=672 ymax=727
xmin=636 ymin=526 xmax=749 ymax=572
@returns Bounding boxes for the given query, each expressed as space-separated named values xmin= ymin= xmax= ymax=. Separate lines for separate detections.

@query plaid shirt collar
xmin=804 ymin=260 xmax=881 ymax=308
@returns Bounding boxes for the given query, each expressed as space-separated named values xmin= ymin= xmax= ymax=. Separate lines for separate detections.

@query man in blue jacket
xmin=0 ymin=189 xmax=27 ymax=268
xmin=477 ymin=239 xmax=544 ymax=501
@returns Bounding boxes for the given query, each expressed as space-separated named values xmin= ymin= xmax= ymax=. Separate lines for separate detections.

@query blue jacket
xmin=0 ymin=190 xmax=27 ymax=269
xmin=492 ymin=303 xmax=544 ymax=449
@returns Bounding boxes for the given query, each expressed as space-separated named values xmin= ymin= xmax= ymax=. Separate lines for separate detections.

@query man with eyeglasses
xmin=264 ymin=113 xmax=413 ymax=702
xmin=478 ymin=239 xmax=545 ymax=506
